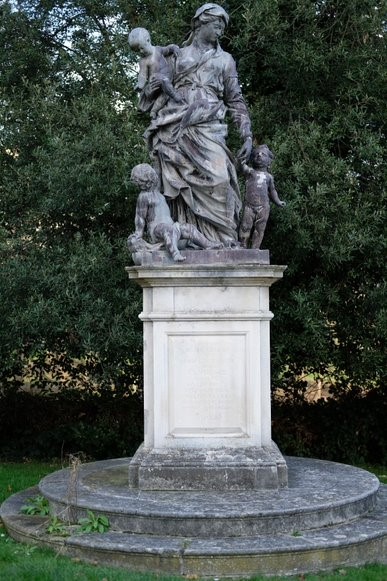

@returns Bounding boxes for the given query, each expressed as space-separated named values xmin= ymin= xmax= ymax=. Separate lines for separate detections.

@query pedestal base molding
xmin=129 ymin=442 xmax=288 ymax=490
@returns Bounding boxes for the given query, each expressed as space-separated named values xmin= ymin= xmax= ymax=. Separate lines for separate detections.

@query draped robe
xmin=142 ymin=43 xmax=251 ymax=244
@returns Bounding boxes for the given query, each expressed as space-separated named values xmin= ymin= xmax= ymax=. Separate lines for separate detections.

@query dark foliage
xmin=0 ymin=0 xmax=385 ymax=463
xmin=0 ymin=388 xmax=143 ymax=461
xmin=273 ymin=388 xmax=387 ymax=465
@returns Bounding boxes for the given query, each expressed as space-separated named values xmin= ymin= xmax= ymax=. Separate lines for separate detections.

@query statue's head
xmin=192 ymin=4 xmax=229 ymax=28
xmin=184 ymin=3 xmax=229 ymax=46
xmin=250 ymin=145 xmax=275 ymax=169
xmin=130 ymin=164 xmax=159 ymax=190
xmin=128 ymin=28 xmax=152 ymax=56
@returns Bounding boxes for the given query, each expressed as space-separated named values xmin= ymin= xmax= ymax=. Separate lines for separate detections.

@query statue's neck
xmin=193 ymin=38 xmax=216 ymax=53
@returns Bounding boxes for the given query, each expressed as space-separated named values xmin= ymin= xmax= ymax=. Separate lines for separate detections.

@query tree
xmin=227 ymin=0 xmax=386 ymax=389
xmin=228 ymin=0 xmax=386 ymax=462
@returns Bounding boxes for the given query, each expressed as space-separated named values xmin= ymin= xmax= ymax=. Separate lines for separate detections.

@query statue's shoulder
xmin=215 ymin=47 xmax=236 ymax=70
xmin=219 ymin=47 xmax=233 ymax=60
xmin=178 ymin=45 xmax=193 ymax=59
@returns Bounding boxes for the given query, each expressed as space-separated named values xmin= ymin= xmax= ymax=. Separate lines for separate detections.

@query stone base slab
xmin=128 ymin=442 xmax=288 ymax=490
xmin=33 ymin=457 xmax=380 ymax=537
xmin=1 ymin=458 xmax=386 ymax=578
xmin=131 ymin=248 xmax=270 ymax=266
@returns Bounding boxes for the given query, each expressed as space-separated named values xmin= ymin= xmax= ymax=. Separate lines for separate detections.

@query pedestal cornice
xmin=126 ymin=263 xmax=287 ymax=288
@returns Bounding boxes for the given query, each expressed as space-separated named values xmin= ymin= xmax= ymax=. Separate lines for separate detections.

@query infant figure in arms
xmin=128 ymin=27 xmax=183 ymax=117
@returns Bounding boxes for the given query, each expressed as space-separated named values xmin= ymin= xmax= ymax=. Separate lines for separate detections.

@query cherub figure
xmin=239 ymin=144 xmax=286 ymax=249
xmin=128 ymin=27 xmax=183 ymax=116
xmin=129 ymin=164 xmax=222 ymax=262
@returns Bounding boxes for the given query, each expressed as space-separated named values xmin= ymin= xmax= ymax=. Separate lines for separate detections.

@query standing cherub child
xmin=128 ymin=164 xmax=222 ymax=262
xmin=128 ymin=27 xmax=183 ymax=116
xmin=239 ymin=144 xmax=286 ymax=249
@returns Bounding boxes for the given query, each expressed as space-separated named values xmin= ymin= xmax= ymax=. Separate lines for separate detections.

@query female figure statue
xmin=140 ymin=3 xmax=252 ymax=245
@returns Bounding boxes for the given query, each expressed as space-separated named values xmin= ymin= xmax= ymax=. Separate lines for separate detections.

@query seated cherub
xmin=128 ymin=27 xmax=182 ymax=116
xmin=239 ymin=144 xmax=286 ymax=249
xmin=129 ymin=163 xmax=222 ymax=261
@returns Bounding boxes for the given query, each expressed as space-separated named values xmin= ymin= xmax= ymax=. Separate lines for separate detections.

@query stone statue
xmin=128 ymin=28 xmax=182 ymax=117
xmin=239 ymin=145 xmax=286 ymax=249
xmin=128 ymin=163 xmax=222 ymax=262
xmin=134 ymin=3 xmax=253 ymax=247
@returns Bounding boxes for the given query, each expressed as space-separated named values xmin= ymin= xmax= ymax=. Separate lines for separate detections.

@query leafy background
xmin=0 ymin=0 xmax=385 ymax=463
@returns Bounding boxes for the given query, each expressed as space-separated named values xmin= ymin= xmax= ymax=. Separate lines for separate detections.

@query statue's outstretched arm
xmin=223 ymin=59 xmax=252 ymax=162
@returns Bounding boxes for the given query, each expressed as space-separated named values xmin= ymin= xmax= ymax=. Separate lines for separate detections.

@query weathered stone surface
xmin=130 ymin=5 xmax=253 ymax=248
xmin=63 ymin=492 xmax=387 ymax=576
xmin=128 ymin=443 xmax=288 ymax=490
xmin=126 ymin=263 xmax=287 ymax=490
xmin=1 ymin=467 xmax=386 ymax=578
xmin=131 ymin=248 xmax=270 ymax=266
xmin=239 ymin=145 xmax=286 ymax=250
xmin=127 ymin=260 xmax=283 ymax=286
xmin=34 ymin=457 xmax=380 ymax=536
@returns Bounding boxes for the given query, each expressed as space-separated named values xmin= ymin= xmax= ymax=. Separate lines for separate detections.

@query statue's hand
xmin=148 ymin=78 xmax=163 ymax=92
xmin=237 ymin=137 xmax=252 ymax=164
xmin=168 ymin=44 xmax=180 ymax=57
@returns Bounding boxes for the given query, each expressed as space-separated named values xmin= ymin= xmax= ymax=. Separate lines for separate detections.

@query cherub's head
xmin=128 ymin=28 xmax=153 ymax=56
xmin=130 ymin=163 xmax=159 ymax=190
xmin=250 ymin=144 xmax=274 ymax=170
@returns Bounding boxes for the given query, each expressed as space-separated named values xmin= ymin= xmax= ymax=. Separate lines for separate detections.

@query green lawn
xmin=1 ymin=461 xmax=386 ymax=581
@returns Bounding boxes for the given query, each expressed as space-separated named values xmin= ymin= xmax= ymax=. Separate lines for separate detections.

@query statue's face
xmin=197 ymin=18 xmax=225 ymax=44
xmin=136 ymin=33 xmax=152 ymax=57
xmin=252 ymin=148 xmax=271 ymax=169
xmin=132 ymin=175 xmax=155 ymax=190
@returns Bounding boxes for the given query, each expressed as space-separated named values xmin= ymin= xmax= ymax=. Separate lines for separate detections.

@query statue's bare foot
xmin=172 ymin=252 xmax=186 ymax=262
xmin=206 ymin=242 xmax=223 ymax=249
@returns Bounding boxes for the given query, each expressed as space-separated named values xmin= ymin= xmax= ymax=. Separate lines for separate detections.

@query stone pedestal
xmin=126 ymin=250 xmax=287 ymax=490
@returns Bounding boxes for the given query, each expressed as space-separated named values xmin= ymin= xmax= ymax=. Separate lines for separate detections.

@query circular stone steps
xmin=38 ymin=457 xmax=379 ymax=537
xmin=1 ymin=457 xmax=387 ymax=578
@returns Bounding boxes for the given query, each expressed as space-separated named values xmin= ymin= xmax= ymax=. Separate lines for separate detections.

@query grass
xmin=0 ymin=461 xmax=62 ymax=505
xmin=358 ymin=465 xmax=387 ymax=485
xmin=0 ymin=461 xmax=386 ymax=581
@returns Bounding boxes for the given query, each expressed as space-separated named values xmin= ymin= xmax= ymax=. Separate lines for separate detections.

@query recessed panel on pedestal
xmin=168 ymin=332 xmax=247 ymax=438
